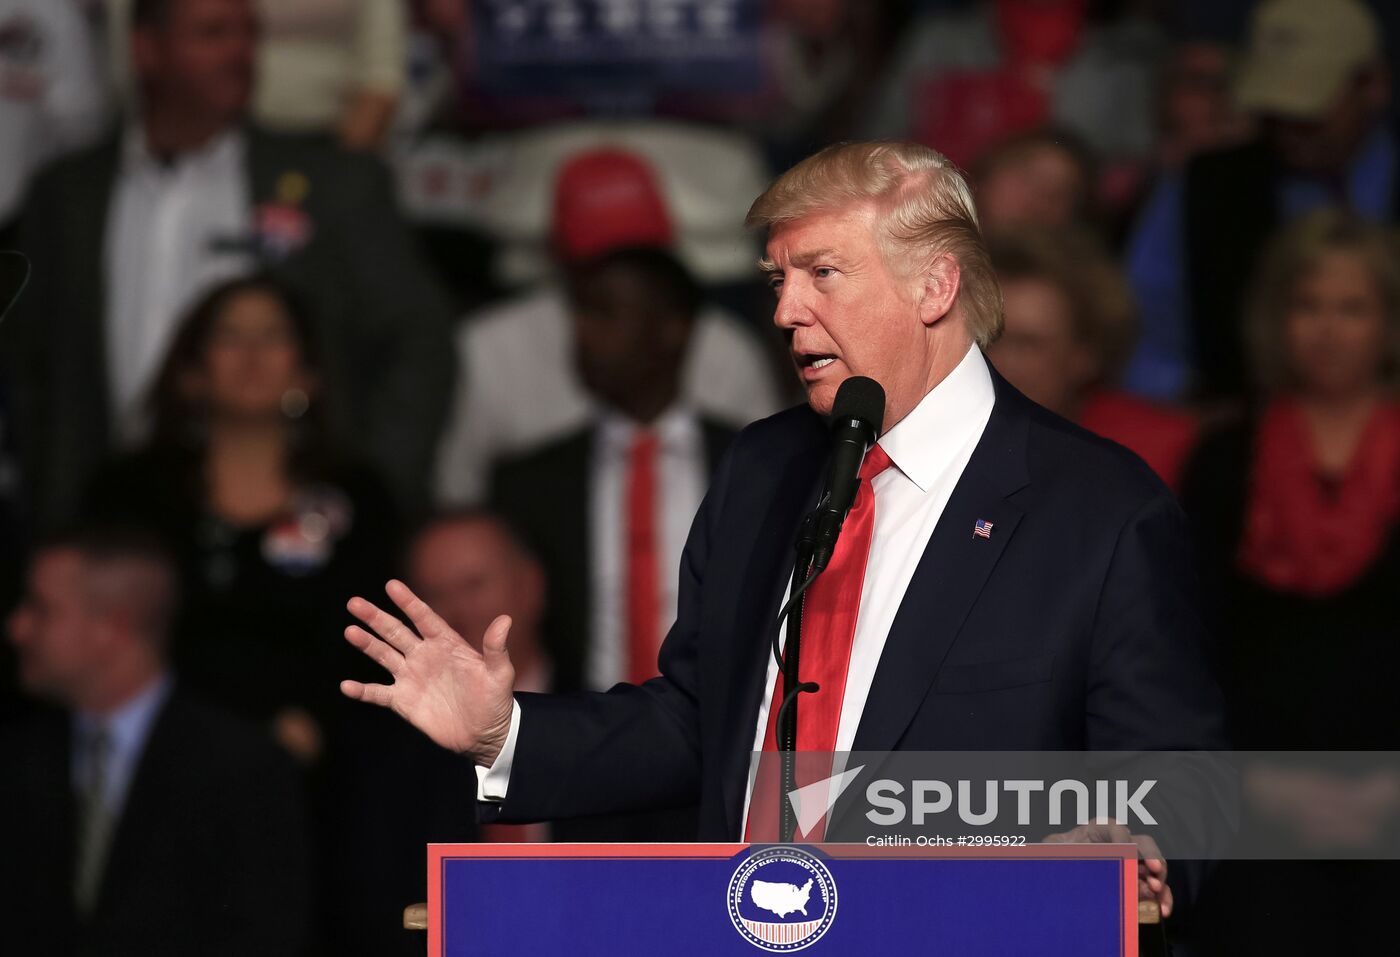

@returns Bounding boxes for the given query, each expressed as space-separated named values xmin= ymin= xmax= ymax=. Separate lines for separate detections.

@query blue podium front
xmin=428 ymin=843 xmax=1138 ymax=955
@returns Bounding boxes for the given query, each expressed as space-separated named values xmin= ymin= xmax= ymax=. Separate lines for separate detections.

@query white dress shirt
xmin=104 ymin=127 xmax=253 ymax=442
xmin=480 ymin=345 xmax=996 ymax=812
xmin=739 ymin=344 xmax=995 ymax=829
xmin=434 ymin=287 xmax=783 ymax=505
xmin=587 ymin=407 xmax=708 ymax=691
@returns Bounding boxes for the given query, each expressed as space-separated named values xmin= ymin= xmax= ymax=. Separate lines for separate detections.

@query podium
xmin=421 ymin=843 xmax=1144 ymax=955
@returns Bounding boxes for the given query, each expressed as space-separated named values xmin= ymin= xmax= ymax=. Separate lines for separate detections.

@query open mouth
xmin=795 ymin=352 xmax=839 ymax=370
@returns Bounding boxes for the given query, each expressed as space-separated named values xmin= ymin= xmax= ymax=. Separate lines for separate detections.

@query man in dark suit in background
xmin=0 ymin=0 xmax=453 ymax=527
xmin=0 ymin=527 xmax=310 ymax=956
xmin=490 ymin=246 xmax=730 ymax=840
xmin=341 ymin=142 xmax=1225 ymax=914
xmin=491 ymin=246 xmax=735 ymax=696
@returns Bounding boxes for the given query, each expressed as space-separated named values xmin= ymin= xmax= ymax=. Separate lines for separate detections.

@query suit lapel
xmin=89 ymin=691 xmax=179 ymax=919
xmin=245 ymin=125 xmax=278 ymax=208
xmin=75 ymin=138 xmax=121 ymax=427
xmin=543 ymin=431 xmax=594 ymax=693
xmin=699 ymin=418 xmax=737 ymax=475
xmin=565 ymin=430 xmax=596 ymax=692
xmin=850 ymin=377 xmax=1032 ymax=754
xmin=718 ymin=414 xmax=827 ymax=837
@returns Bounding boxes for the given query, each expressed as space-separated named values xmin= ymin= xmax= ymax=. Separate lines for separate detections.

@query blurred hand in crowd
xmin=341 ymin=581 xmax=516 ymax=766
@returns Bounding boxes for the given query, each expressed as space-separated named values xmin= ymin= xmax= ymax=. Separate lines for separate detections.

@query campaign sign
xmin=428 ymin=843 xmax=1138 ymax=955
xmin=472 ymin=0 xmax=763 ymax=98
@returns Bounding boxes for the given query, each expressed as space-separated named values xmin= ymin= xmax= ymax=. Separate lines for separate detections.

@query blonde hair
xmin=1246 ymin=209 xmax=1400 ymax=392
xmin=746 ymin=141 xmax=1003 ymax=346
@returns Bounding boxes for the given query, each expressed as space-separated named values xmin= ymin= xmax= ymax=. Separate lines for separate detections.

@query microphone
xmin=809 ymin=376 xmax=885 ymax=574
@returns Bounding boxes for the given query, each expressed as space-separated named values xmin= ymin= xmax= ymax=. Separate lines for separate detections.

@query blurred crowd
xmin=2 ymin=0 xmax=1400 ymax=954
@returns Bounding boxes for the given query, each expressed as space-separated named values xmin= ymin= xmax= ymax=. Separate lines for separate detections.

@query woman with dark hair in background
xmin=1180 ymin=209 xmax=1400 ymax=954
xmin=82 ymin=274 xmax=399 ymax=765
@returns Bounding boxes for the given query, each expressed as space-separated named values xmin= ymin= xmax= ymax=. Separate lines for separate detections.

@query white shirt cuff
xmin=474 ymin=699 xmax=521 ymax=802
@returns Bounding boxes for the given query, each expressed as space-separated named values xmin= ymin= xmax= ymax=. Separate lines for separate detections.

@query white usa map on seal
xmin=750 ymin=879 xmax=814 ymax=919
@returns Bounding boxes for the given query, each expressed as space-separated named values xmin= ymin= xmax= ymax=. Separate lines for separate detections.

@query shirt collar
xmin=120 ymin=123 xmax=245 ymax=176
xmin=75 ymin=672 xmax=173 ymax=758
xmin=597 ymin=404 xmax=701 ymax=453
xmin=877 ymin=344 xmax=996 ymax=493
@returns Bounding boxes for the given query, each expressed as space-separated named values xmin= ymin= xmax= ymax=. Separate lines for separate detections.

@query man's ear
xmin=917 ymin=254 xmax=962 ymax=328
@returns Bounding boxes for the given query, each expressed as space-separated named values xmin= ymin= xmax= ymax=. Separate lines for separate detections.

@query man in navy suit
xmin=341 ymin=142 xmax=1226 ymax=916
xmin=1 ymin=527 xmax=310 ymax=956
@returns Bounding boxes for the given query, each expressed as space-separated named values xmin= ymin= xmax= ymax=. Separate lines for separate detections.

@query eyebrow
xmin=757 ymin=249 xmax=846 ymax=274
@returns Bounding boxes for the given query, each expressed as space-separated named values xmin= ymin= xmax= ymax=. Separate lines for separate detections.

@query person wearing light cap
xmin=1122 ymin=0 xmax=1392 ymax=402
xmin=434 ymin=147 xmax=783 ymax=505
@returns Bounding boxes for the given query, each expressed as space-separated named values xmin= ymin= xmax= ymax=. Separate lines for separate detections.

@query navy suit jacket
xmin=482 ymin=366 xmax=1227 ymax=843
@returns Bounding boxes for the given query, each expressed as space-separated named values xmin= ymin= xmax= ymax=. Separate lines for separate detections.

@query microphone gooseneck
xmin=766 ymin=376 xmax=885 ymax=843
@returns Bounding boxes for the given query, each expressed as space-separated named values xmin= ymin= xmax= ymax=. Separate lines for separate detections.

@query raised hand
xmin=340 ymin=580 xmax=516 ymax=766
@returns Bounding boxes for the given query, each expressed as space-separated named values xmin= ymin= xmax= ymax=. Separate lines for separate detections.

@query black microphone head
xmin=831 ymin=376 xmax=885 ymax=436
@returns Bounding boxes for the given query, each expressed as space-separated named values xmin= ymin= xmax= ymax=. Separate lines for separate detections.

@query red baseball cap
xmin=551 ymin=149 xmax=675 ymax=263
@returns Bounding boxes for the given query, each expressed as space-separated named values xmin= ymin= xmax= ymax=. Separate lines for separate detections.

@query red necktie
xmin=626 ymin=431 xmax=661 ymax=685
xmin=478 ymin=822 xmax=550 ymax=843
xmin=746 ymin=444 xmax=893 ymax=841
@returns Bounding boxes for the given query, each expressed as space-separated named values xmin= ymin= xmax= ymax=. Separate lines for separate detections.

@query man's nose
xmin=773 ymin=285 xmax=812 ymax=330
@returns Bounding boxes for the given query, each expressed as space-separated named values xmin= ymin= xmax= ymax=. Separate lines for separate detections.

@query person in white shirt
xmin=2 ymin=0 xmax=454 ymax=525
xmin=434 ymin=146 xmax=783 ymax=506
xmin=489 ymin=246 xmax=736 ymax=697
xmin=487 ymin=244 xmax=717 ymax=842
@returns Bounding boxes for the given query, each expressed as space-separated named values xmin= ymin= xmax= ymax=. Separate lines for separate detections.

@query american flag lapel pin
xmin=973 ymin=519 xmax=994 ymax=540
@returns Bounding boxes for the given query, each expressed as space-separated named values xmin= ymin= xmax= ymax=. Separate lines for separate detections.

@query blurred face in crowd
xmin=1284 ymin=249 xmax=1389 ymax=397
xmin=987 ymin=277 xmax=1096 ymax=418
xmin=773 ymin=0 xmax=847 ymax=38
xmin=1160 ymin=43 xmax=1243 ymax=161
xmin=766 ymin=202 xmax=961 ymax=430
xmin=7 ymin=550 xmax=104 ymax=704
xmin=132 ymin=0 xmax=257 ymax=125
xmin=1265 ymin=70 xmax=1389 ymax=174
xmin=571 ymin=260 xmax=694 ymax=420
xmin=408 ymin=519 xmax=544 ymax=653
xmin=977 ymin=144 xmax=1085 ymax=232
xmin=187 ymin=289 xmax=315 ymax=421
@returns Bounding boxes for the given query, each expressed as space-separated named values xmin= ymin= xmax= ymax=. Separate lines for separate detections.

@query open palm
xmin=340 ymin=580 xmax=516 ymax=764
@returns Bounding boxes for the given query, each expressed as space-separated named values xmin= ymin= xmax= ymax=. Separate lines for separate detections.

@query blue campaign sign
xmin=428 ymin=844 xmax=1137 ymax=955
xmin=472 ymin=0 xmax=764 ymax=99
